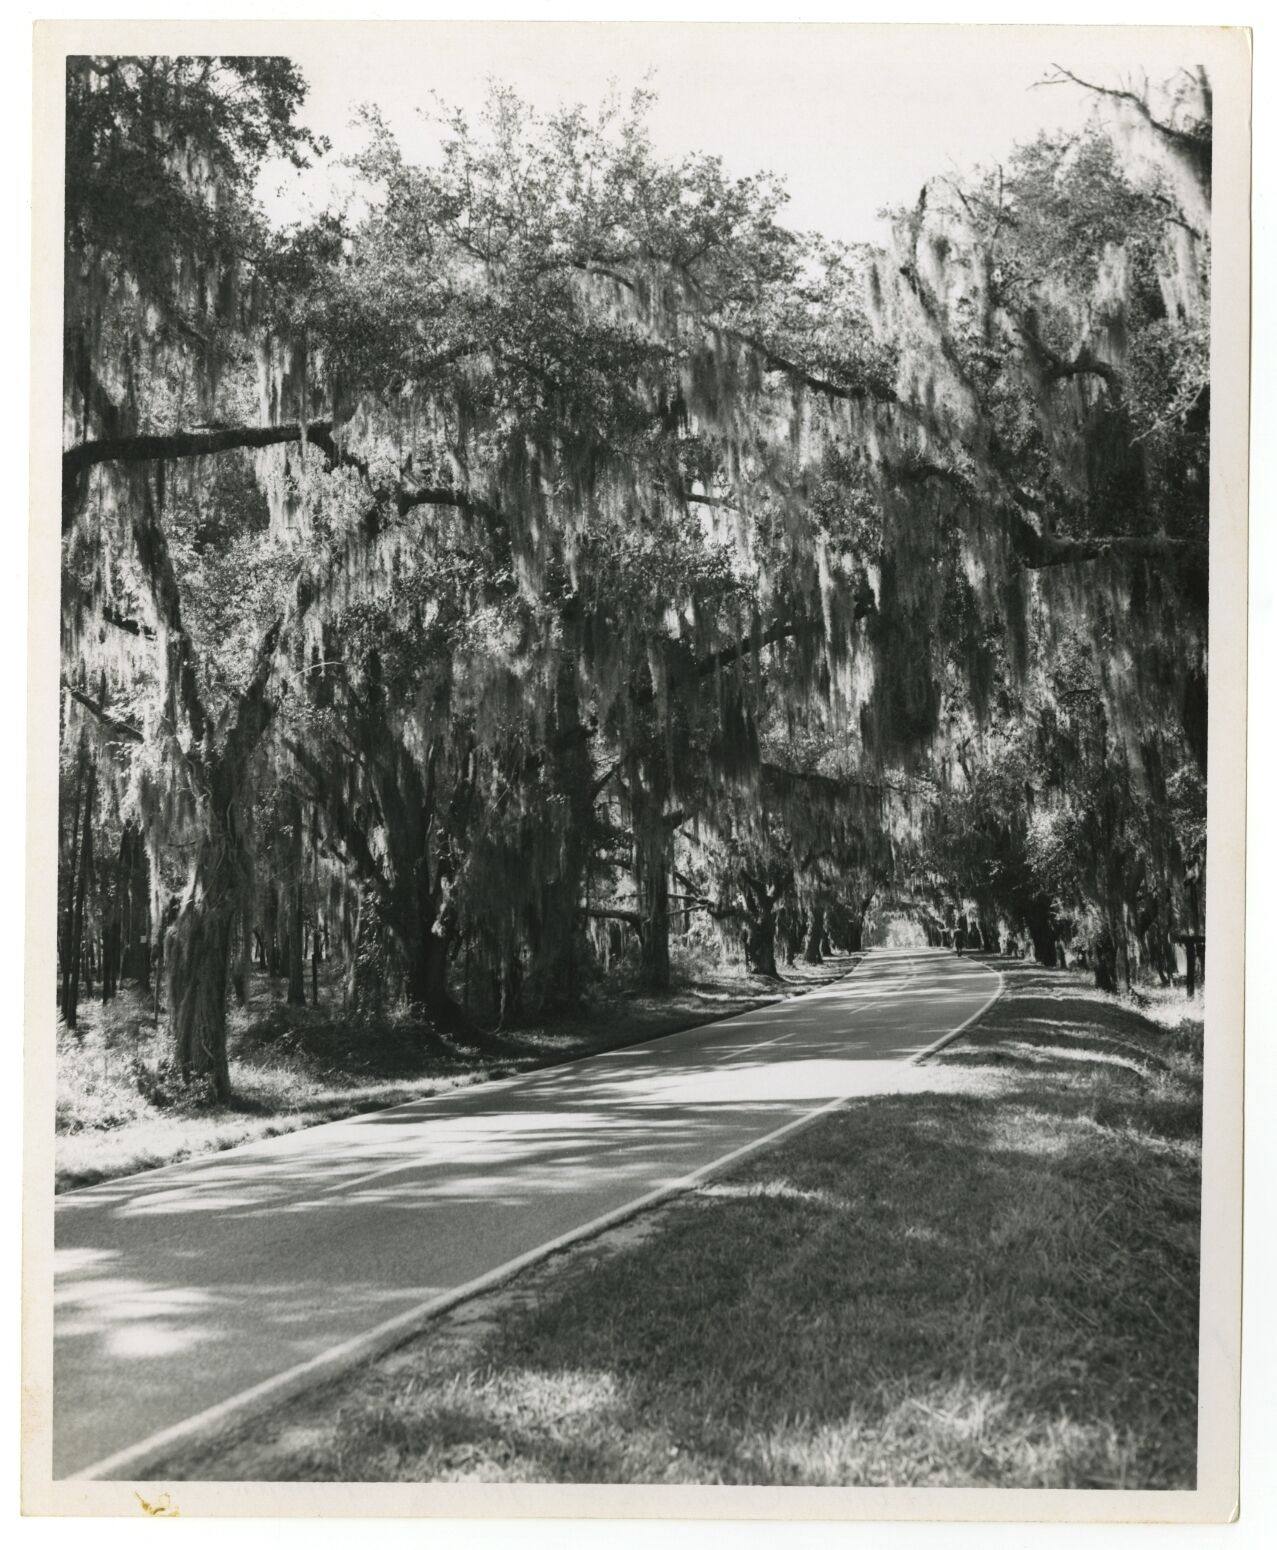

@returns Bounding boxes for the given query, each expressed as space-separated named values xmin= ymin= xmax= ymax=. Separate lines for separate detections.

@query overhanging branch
xmin=66 ymin=686 xmax=143 ymax=744
xmin=1012 ymin=519 xmax=1207 ymax=570
xmin=65 ymin=418 xmax=335 ymax=488
xmin=1037 ymin=65 xmax=1211 ymax=175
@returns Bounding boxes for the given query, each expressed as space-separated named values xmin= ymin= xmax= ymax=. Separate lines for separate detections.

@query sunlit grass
xmin=180 ymin=961 xmax=1201 ymax=1489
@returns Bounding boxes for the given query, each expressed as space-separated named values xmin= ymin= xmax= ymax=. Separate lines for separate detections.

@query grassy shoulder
xmin=55 ymin=951 xmax=852 ymax=1193
xmin=176 ymin=958 xmax=1203 ymax=1489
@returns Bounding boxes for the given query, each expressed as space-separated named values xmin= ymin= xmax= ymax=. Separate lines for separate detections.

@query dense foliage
xmin=59 ymin=58 xmax=1211 ymax=1093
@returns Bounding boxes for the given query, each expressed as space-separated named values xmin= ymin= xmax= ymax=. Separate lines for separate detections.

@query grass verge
xmin=175 ymin=957 xmax=1202 ymax=1490
xmin=55 ymin=952 xmax=852 ymax=1193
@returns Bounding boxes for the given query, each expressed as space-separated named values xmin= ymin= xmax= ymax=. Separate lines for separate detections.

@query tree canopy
xmin=59 ymin=58 xmax=1213 ymax=1091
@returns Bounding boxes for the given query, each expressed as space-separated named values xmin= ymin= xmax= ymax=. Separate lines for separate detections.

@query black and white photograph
xmin=23 ymin=14 xmax=1251 ymax=1522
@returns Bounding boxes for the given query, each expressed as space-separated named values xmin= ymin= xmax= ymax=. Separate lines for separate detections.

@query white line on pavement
xmin=68 ymin=948 xmax=1003 ymax=1483
xmin=909 ymin=957 xmax=1005 ymax=1063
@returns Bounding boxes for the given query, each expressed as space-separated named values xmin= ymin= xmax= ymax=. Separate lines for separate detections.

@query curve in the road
xmin=54 ymin=947 xmax=1002 ymax=1481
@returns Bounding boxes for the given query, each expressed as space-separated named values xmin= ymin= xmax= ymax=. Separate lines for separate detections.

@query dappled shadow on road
xmin=56 ymin=957 xmax=866 ymax=1199
xmin=53 ymin=950 xmax=1002 ymax=1477
xmin=171 ymin=960 xmax=1200 ymax=1490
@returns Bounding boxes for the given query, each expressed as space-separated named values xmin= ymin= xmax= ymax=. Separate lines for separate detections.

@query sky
xmin=260 ymin=22 xmax=1208 ymax=245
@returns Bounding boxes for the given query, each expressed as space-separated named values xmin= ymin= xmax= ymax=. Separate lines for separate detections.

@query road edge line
xmin=908 ymin=956 xmax=1006 ymax=1064
xmin=69 ymin=1084 xmax=867 ymax=1484
xmin=67 ymin=947 xmax=924 ymax=1483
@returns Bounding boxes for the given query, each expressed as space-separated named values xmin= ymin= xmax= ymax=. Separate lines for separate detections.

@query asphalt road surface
xmin=52 ymin=947 xmax=1001 ymax=1480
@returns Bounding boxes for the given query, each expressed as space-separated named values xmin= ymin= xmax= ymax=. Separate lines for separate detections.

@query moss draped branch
xmin=66 ymin=686 xmax=144 ymax=744
xmin=573 ymin=259 xmax=897 ymax=407
xmin=1037 ymin=65 xmax=1211 ymax=181
xmin=62 ymin=421 xmax=339 ymax=533
xmin=1013 ymin=524 xmax=1207 ymax=570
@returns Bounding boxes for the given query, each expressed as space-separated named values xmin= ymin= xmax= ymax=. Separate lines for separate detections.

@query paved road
xmin=52 ymin=947 xmax=1000 ymax=1480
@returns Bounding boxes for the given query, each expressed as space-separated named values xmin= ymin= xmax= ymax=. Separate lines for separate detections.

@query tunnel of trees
xmin=58 ymin=58 xmax=1210 ymax=1097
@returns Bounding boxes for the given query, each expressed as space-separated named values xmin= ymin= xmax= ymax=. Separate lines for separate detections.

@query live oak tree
xmin=62 ymin=57 xmax=327 ymax=1092
xmin=827 ymin=68 xmax=1212 ymax=980
xmin=59 ymin=61 xmax=1216 ymax=1093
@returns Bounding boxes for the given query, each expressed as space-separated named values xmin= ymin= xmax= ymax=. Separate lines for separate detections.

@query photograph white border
xmin=19 ymin=10 xmax=1252 ymax=1527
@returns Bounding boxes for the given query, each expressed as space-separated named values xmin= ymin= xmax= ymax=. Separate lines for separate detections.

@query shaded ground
xmin=55 ymin=951 xmax=851 ymax=1192
xmin=176 ymin=958 xmax=1202 ymax=1489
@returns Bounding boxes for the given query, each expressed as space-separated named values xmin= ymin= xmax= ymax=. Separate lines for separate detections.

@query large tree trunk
xmin=636 ymin=830 xmax=672 ymax=991
xmin=347 ymin=888 xmax=390 ymax=1018
xmin=620 ymin=744 xmax=678 ymax=996
xmin=1092 ymin=929 xmax=1118 ymax=993
xmin=391 ymin=766 xmax=471 ymax=1033
xmin=404 ymin=929 xmax=453 ymax=1015
xmin=1139 ymin=902 xmax=1176 ymax=987
xmin=746 ymin=912 xmax=780 ymax=979
xmin=803 ymin=907 xmax=826 ymax=964
xmin=741 ymin=873 xmax=784 ymax=981
xmin=525 ymin=661 xmax=595 ymax=1013
xmin=166 ymin=748 xmax=258 ymax=1102
xmin=1025 ymin=896 xmax=1058 ymax=967
xmin=396 ymin=819 xmax=475 ymax=1036
xmin=291 ymin=706 xmax=479 ymax=1035
xmin=977 ymin=913 xmax=1001 ymax=957
xmin=1118 ymin=912 xmax=1133 ymax=993
xmin=778 ymin=908 xmax=799 ymax=967
xmin=403 ymin=922 xmax=485 ymax=1039
xmin=167 ymin=824 xmax=241 ymax=1102
xmin=630 ymin=767 xmax=673 ymax=993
